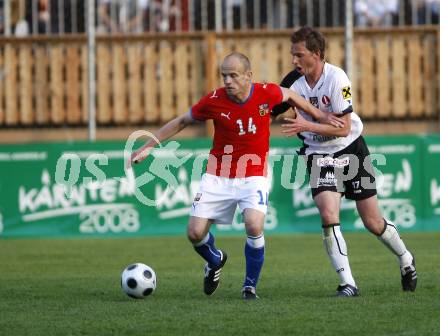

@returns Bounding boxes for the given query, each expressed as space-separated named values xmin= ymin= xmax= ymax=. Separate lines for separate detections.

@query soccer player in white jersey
xmin=280 ymin=27 xmax=417 ymax=297
xmin=129 ymin=52 xmax=342 ymax=299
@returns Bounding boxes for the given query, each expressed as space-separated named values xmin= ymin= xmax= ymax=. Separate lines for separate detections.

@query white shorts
xmin=190 ymin=173 xmax=269 ymax=224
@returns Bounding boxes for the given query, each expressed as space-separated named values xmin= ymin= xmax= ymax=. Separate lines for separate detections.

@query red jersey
xmin=190 ymin=83 xmax=283 ymax=178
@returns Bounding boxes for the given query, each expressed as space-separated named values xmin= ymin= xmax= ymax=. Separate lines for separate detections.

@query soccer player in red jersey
xmin=130 ymin=52 xmax=343 ymax=299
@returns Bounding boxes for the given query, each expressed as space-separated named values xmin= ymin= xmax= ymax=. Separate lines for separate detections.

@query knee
xmin=363 ymin=217 xmax=385 ymax=235
xmin=246 ymin=223 xmax=263 ymax=237
xmin=244 ymin=217 xmax=264 ymax=237
xmin=319 ymin=208 xmax=339 ymax=224
xmin=187 ymin=226 xmax=206 ymax=243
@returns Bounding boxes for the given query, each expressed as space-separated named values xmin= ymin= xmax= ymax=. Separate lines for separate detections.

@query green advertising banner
xmin=423 ymin=134 xmax=440 ymax=230
xmin=0 ymin=135 xmax=438 ymax=239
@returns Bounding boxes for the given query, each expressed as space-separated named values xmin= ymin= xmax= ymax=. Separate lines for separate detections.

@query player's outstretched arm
xmin=280 ymin=87 xmax=345 ymax=128
xmin=130 ymin=111 xmax=195 ymax=165
xmin=281 ymin=108 xmax=351 ymax=137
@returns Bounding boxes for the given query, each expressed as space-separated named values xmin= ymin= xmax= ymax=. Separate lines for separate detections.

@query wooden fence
xmin=0 ymin=26 xmax=439 ymax=127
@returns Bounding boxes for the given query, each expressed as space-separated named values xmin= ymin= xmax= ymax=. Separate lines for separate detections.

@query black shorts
xmin=305 ymin=136 xmax=377 ymax=201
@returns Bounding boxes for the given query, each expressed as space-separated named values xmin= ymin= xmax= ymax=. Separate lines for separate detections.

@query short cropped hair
xmin=290 ymin=27 xmax=326 ymax=60
xmin=223 ymin=52 xmax=251 ymax=72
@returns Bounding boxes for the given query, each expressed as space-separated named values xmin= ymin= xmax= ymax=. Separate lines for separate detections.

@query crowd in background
xmin=0 ymin=0 xmax=439 ymax=36
xmin=355 ymin=0 xmax=439 ymax=26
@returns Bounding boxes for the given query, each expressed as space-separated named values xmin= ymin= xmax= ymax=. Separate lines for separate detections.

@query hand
xmin=316 ymin=112 xmax=346 ymax=128
xmin=128 ymin=146 xmax=153 ymax=168
xmin=274 ymin=108 xmax=296 ymax=122
xmin=281 ymin=109 xmax=311 ymax=137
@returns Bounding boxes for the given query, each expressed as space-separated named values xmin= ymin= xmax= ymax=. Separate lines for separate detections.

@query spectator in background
xmin=427 ymin=0 xmax=440 ymax=22
xmin=25 ymin=0 xmax=72 ymax=35
xmin=25 ymin=0 xmax=51 ymax=34
xmin=355 ymin=0 xmax=399 ymax=26
xmin=168 ymin=0 xmax=188 ymax=31
xmin=151 ymin=0 xmax=184 ymax=32
xmin=98 ymin=0 xmax=149 ymax=33
xmin=11 ymin=0 xmax=29 ymax=36
xmin=33 ymin=0 xmax=50 ymax=34
xmin=412 ymin=0 xmax=440 ymax=24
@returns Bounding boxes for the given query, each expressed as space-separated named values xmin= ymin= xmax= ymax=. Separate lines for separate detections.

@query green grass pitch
xmin=0 ymin=233 xmax=439 ymax=336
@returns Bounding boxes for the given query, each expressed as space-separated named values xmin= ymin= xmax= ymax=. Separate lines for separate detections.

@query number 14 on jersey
xmin=236 ymin=117 xmax=257 ymax=135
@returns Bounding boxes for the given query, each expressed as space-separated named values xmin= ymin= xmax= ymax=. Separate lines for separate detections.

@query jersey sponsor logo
xmin=321 ymin=95 xmax=331 ymax=106
xmin=258 ymin=103 xmax=269 ymax=116
xmin=317 ymin=156 xmax=350 ymax=168
xmin=209 ymin=90 xmax=219 ymax=99
xmin=342 ymin=86 xmax=352 ymax=100
xmin=309 ymin=97 xmax=319 ymax=108
xmin=312 ymin=134 xmax=337 ymax=142
xmin=220 ymin=112 xmax=231 ymax=120
xmin=318 ymin=172 xmax=337 ymax=187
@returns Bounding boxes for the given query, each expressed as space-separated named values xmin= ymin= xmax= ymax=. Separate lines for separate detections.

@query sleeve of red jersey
xmin=265 ymin=83 xmax=283 ymax=107
xmin=190 ymin=93 xmax=212 ymax=121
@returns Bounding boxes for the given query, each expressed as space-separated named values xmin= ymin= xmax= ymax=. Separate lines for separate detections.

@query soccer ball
xmin=121 ymin=263 xmax=157 ymax=299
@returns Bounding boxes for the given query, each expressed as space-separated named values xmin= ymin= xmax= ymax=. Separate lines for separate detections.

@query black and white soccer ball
xmin=121 ymin=263 xmax=157 ymax=299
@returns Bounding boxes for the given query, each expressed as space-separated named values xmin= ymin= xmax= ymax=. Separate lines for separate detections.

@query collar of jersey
xmin=305 ymin=62 xmax=326 ymax=91
xmin=226 ymin=84 xmax=254 ymax=105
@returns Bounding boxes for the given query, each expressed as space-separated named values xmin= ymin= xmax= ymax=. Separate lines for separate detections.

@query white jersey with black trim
xmin=289 ymin=62 xmax=363 ymax=155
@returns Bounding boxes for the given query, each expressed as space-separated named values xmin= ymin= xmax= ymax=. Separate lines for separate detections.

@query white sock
xmin=322 ymin=224 xmax=356 ymax=287
xmin=378 ymin=219 xmax=413 ymax=267
xmin=246 ymin=234 xmax=265 ymax=248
